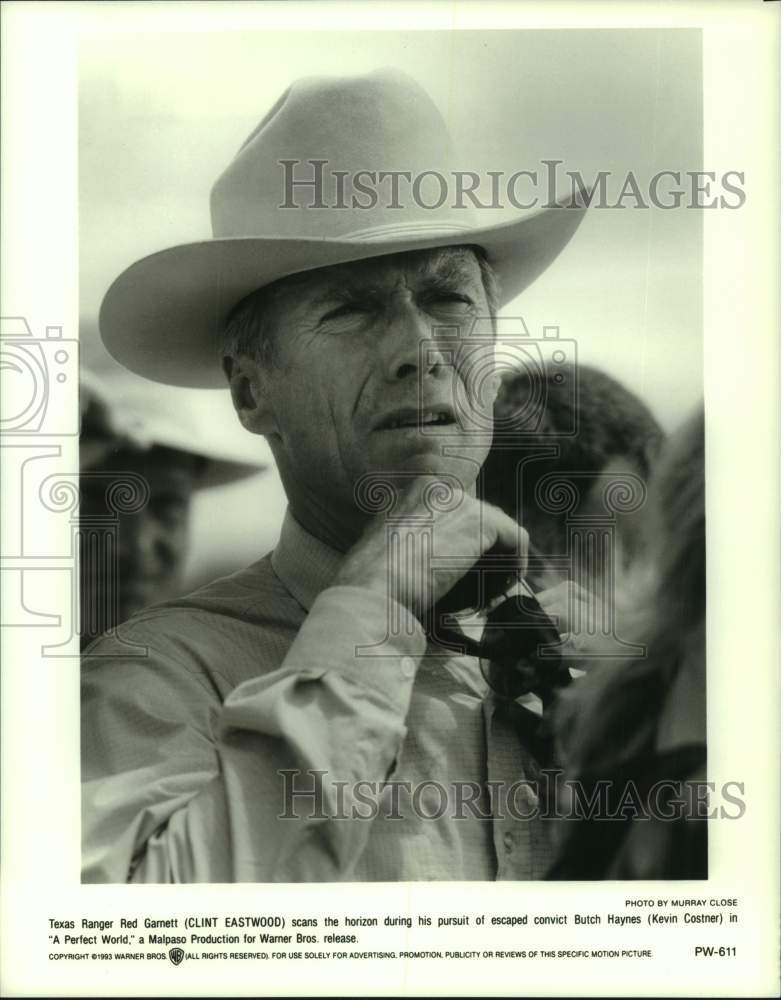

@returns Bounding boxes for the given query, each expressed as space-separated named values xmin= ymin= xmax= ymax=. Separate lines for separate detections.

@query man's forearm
xmin=82 ymin=587 xmax=426 ymax=883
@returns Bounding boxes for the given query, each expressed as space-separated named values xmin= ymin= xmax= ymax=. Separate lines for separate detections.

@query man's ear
xmin=223 ymin=354 xmax=278 ymax=436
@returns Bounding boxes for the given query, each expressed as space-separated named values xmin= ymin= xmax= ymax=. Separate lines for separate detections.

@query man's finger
xmin=483 ymin=504 xmax=529 ymax=577
xmin=556 ymin=631 xmax=592 ymax=666
xmin=536 ymin=581 xmax=600 ymax=643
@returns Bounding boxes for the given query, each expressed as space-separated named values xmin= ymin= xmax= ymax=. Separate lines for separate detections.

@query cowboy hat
xmin=79 ymin=366 xmax=268 ymax=487
xmin=100 ymin=68 xmax=589 ymax=389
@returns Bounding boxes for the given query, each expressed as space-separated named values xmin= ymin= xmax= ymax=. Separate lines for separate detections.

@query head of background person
xmin=479 ymin=363 xmax=665 ymax=590
xmin=79 ymin=452 xmax=203 ymax=636
xmin=547 ymin=406 xmax=706 ymax=879
xmin=78 ymin=373 xmax=262 ymax=646
xmin=98 ymin=69 xmax=590 ymax=554
xmin=567 ymin=403 xmax=706 ymax=728
xmin=639 ymin=404 xmax=705 ymax=654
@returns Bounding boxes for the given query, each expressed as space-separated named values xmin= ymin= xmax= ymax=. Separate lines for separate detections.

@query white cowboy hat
xmin=100 ymin=68 xmax=589 ymax=389
xmin=79 ymin=367 xmax=268 ymax=488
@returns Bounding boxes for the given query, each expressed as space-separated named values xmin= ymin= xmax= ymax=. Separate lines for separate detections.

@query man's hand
xmin=535 ymin=581 xmax=605 ymax=668
xmin=335 ymin=478 xmax=528 ymax=620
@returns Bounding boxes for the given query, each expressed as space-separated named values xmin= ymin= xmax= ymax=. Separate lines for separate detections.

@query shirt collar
xmin=268 ymin=507 xmax=513 ymax=622
xmin=271 ymin=508 xmax=345 ymax=611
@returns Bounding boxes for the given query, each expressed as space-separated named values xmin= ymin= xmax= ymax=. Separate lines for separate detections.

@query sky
xmin=79 ymin=28 xmax=703 ymax=583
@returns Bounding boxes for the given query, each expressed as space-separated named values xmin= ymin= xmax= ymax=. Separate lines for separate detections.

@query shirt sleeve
xmin=81 ymin=585 xmax=426 ymax=883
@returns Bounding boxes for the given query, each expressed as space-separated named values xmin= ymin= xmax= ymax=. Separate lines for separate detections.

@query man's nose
xmin=381 ymin=296 xmax=449 ymax=382
xmin=118 ymin=512 xmax=169 ymax=576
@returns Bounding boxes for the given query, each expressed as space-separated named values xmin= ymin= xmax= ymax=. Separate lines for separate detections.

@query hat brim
xmin=80 ymin=435 xmax=264 ymax=490
xmin=99 ymin=203 xmax=588 ymax=389
xmin=196 ymin=455 xmax=266 ymax=490
xmin=79 ymin=361 xmax=271 ymax=484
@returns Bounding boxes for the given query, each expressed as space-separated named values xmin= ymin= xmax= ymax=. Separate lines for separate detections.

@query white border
xmin=1 ymin=2 xmax=779 ymax=997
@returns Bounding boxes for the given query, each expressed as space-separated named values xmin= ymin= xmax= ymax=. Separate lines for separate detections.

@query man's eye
xmin=150 ymin=498 xmax=187 ymax=523
xmin=426 ymin=293 xmax=474 ymax=308
xmin=320 ymin=303 xmax=365 ymax=322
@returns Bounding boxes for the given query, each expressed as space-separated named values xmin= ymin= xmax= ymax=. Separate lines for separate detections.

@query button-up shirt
xmin=82 ymin=510 xmax=555 ymax=882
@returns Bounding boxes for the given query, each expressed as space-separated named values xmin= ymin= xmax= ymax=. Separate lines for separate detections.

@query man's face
xmin=79 ymin=445 xmax=200 ymax=639
xmin=246 ymin=247 xmax=497 ymax=520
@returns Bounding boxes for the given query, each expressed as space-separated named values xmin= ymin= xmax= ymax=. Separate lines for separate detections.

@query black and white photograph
xmin=1 ymin=2 xmax=779 ymax=997
xmin=79 ymin=24 xmax=707 ymax=885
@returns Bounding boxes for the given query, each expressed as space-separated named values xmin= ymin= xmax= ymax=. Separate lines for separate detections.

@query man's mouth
xmin=374 ymin=406 xmax=458 ymax=431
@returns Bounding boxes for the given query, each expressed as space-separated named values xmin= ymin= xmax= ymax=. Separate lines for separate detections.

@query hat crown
xmin=210 ymin=69 xmax=478 ymax=242
xmin=99 ymin=69 xmax=589 ymax=389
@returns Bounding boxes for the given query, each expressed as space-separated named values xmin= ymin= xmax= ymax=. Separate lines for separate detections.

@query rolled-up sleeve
xmin=81 ymin=586 xmax=426 ymax=883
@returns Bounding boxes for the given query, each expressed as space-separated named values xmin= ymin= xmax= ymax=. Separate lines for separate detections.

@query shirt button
xmin=503 ymin=831 xmax=514 ymax=853
xmin=400 ymin=656 xmax=416 ymax=679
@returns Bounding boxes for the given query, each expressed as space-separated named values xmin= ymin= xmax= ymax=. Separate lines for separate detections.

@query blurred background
xmin=79 ymin=28 xmax=702 ymax=592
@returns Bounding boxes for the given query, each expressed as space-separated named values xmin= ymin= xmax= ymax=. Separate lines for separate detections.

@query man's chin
xmin=365 ymin=439 xmax=485 ymax=490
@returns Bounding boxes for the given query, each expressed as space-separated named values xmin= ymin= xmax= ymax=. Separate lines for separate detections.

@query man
xmin=480 ymin=364 xmax=665 ymax=591
xmin=82 ymin=69 xmax=590 ymax=882
xmin=79 ymin=369 xmax=265 ymax=648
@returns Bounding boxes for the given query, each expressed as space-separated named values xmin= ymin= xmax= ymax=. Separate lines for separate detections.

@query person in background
xmin=547 ymin=406 xmax=706 ymax=879
xmin=79 ymin=371 xmax=265 ymax=648
xmin=479 ymin=363 xmax=665 ymax=591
